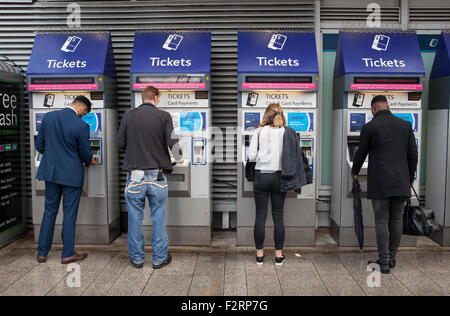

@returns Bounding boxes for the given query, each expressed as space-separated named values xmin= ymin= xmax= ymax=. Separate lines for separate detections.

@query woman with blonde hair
xmin=247 ymin=103 xmax=287 ymax=266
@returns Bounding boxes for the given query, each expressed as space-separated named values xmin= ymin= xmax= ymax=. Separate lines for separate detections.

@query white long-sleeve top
xmin=248 ymin=126 xmax=285 ymax=172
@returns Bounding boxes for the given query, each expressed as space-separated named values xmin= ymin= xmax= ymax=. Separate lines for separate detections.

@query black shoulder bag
xmin=403 ymin=186 xmax=440 ymax=236
xmin=245 ymin=129 xmax=261 ymax=182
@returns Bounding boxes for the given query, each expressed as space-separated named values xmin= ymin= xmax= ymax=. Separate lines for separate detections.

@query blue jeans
xmin=125 ymin=170 xmax=169 ymax=265
xmin=38 ymin=182 xmax=82 ymax=259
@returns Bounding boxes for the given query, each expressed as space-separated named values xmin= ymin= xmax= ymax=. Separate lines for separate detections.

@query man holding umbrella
xmin=351 ymin=95 xmax=418 ymax=274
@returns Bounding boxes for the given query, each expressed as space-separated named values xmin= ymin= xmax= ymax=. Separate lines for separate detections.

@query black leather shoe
xmin=256 ymin=255 xmax=265 ymax=265
xmin=129 ymin=259 xmax=144 ymax=269
xmin=368 ymin=259 xmax=395 ymax=269
xmin=153 ymin=253 xmax=172 ymax=269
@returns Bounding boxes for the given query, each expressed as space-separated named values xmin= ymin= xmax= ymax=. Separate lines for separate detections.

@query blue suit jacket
xmin=36 ymin=108 xmax=93 ymax=188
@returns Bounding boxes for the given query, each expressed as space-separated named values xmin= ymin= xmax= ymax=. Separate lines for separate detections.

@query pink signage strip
xmin=350 ymin=84 xmax=423 ymax=91
xmin=28 ymin=84 xmax=99 ymax=91
xmin=242 ymin=83 xmax=316 ymax=90
xmin=133 ymin=83 xmax=206 ymax=89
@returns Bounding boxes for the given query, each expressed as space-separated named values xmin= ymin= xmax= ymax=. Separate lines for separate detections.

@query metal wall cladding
xmin=0 ymin=0 xmax=315 ymax=221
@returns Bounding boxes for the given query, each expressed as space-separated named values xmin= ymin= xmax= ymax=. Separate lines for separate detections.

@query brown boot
xmin=61 ymin=252 xmax=88 ymax=265
xmin=36 ymin=254 xmax=47 ymax=263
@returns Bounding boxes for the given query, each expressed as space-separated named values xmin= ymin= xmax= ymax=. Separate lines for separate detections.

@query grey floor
xmin=0 ymin=230 xmax=449 ymax=296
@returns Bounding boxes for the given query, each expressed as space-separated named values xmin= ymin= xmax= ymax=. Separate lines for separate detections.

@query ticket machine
xmin=0 ymin=61 xmax=26 ymax=248
xmin=129 ymin=32 xmax=212 ymax=245
xmin=426 ymin=31 xmax=450 ymax=246
xmin=237 ymin=32 xmax=319 ymax=246
xmin=331 ymin=31 xmax=425 ymax=246
xmin=27 ymin=32 xmax=119 ymax=244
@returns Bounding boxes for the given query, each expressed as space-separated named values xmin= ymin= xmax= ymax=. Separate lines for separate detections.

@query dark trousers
xmin=38 ymin=182 xmax=82 ymax=259
xmin=253 ymin=171 xmax=286 ymax=250
xmin=371 ymin=197 xmax=407 ymax=264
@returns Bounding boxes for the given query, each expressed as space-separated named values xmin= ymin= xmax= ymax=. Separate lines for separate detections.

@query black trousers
xmin=372 ymin=197 xmax=407 ymax=264
xmin=253 ymin=171 xmax=287 ymax=250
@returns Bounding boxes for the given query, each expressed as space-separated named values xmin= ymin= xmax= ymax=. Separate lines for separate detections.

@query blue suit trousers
xmin=37 ymin=182 xmax=82 ymax=259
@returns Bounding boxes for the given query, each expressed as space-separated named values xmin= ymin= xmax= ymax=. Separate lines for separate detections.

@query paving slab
xmin=142 ymin=275 xmax=192 ymax=296
xmin=81 ymin=252 xmax=129 ymax=296
xmin=189 ymin=275 xmax=224 ymax=296
xmin=106 ymin=258 xmax=154 ymax=296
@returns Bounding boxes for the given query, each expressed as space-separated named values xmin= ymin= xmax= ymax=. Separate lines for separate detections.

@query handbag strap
xmin=410 ymin=185 xmax=423 ymax=207
xmin=410 ymin=184 xmax=430 ymax=229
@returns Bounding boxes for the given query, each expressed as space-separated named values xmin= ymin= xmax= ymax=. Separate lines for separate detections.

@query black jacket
xmin=352 ymin=110 xmax=418 ymax=199
xmin=281 ymin=126 xmax=307 ymax=193
xmin=118 ymin=103 xmax=182 ymax=171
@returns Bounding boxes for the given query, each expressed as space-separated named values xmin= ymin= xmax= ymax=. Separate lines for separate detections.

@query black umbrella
xmin=352 ymin=177 xmax=364 ymax=258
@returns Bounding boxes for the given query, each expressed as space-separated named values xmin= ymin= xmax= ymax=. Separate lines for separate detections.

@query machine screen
xmin=353 ymin=77 xmax=420 ymax=84
xmin=31 ymin=77 xmax=95 ymax=84
xmin=245 ymin=76 xmax=312 ymax=83
xmin=136 ymin=75 xmax=203 ymax=83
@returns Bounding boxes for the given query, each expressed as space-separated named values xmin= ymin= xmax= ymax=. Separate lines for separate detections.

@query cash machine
xmin=27 ymin=32 xmax=119 ymax=244
xmin=129 ymin=32 xmax=212 ymax=245
xmin=0 ymin=61 xmax=26 ymax=248
xmin=426 ymin=31 xmax=450 ymax=246
xmin=331 ymin=31 xmax=425 ymax=246
xmin=237 ymin=31 xmax=319 ymax=246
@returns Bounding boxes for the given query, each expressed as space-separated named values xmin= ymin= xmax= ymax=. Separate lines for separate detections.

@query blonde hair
xmin=260 ymin=103 xmax=286 ymax=128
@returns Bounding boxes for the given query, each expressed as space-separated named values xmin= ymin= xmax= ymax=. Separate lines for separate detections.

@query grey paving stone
xmin=47 ymin=270 xmax=101 ymax=296
xmin=428 ymin=272 xmax=450 ymax=295
xmin=224 ymin=268 xmax=247 ymax=296
xmin=225 ymin=253 xmax=246 ymax=271
xmin=319 ymin=273 xmax=366 ymax=296
xmin=277 ymin=271 xmax=330 ymax=296
xmin=107 ymin=258 xmax=154 ymax=296
xmin=353 ymin=272 xmax=414 ymax=296
xmin=392 ymin=270 xmax=447 ymax=296
xmin=81 ymin=252 xmax=129 ymax=296
xmin=308 ymin=252 xmax=350 ymax=275
xmin=194 ymin=252 xmax=225 ymax=276
xmin=189 ymin=275 xmax=224 ymax=296
xmin=142 ymin=275 xmax=192 ymax=296
xmin=152 ymin=252 xmax=198 ymax=276
xmin=1 ymin=263 xmax=68 ymax=296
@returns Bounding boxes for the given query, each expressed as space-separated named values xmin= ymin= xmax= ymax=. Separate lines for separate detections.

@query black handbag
xmin=403 ymin=186 xmax=440 ymax=236
xmin=245 ymin=129 xmax=261 ymax=182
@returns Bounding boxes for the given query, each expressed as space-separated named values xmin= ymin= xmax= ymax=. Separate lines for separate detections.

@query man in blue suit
xmin=35 ymin=96 xmax=96 ymax=264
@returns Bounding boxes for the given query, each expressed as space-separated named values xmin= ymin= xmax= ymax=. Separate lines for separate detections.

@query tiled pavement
xmin=0 ymin=231 xmax=449 ymax=296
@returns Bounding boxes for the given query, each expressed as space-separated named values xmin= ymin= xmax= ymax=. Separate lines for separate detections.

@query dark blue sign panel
xmin=238 ymin=32 xmax=319 ymax=74
xmin=430 ymin=32 xmax=450 ymax=79
xmin=130 ymin=32 xmax=211 ymax=74
xmin=27 ymin=33 xmax=116 ymax=77
xmin=334 ymin=32 xmax=425 ymax=78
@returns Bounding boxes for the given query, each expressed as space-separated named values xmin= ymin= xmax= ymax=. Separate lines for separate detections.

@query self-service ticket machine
xmin=27 ymin=32 xmax=120 ymax=244
xmin=237 ymin=32 xmax=319 ymax=246
xmin=129 ymin=32 xmax=212 ymax=245
xmin=331 ymin=31 xmax=425 ymax=246
xmin=426 ymin=31 xmax=450 ymax=246
xmin=0 ymin=61 xmax=26 ymax=248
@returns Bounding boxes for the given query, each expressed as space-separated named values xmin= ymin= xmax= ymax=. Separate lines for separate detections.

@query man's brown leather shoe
xmin=36 ymin=254 xmax=47 ymax=263
xmin=61 ymin=252 xmax=88 ymax=265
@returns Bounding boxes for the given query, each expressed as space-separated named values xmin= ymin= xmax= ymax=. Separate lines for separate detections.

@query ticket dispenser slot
xmin=167 ymin=137 xmax=190 ymax=197
xmin=90 ymin=139 xmax=102 ymax=165
xmin=192 ymin=138 xmax=206 ymax=165
xmin=243 ymin=135 xmax=253 ymax=194
xmin=348 ymin=138 xmax=368 ymax=195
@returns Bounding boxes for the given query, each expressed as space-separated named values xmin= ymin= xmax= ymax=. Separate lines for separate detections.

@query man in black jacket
xmin=118 ymin=86 xmax=183 ymax=269
xmin=351 ymin=95 xmax=418 ymax=274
